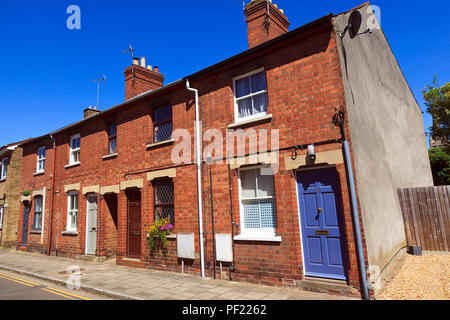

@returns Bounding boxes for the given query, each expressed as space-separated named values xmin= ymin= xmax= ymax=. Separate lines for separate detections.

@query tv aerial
xmin=122 ymin=44 xmax=136 ymax=81
xmin=121 ymin=44 xmax=135 ymax=59
xmin=91 ymin=75 xmax=106 ymax=109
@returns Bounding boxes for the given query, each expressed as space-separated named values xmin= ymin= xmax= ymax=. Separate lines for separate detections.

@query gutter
xmin=185 ymin=79 xmax=205 ymax=279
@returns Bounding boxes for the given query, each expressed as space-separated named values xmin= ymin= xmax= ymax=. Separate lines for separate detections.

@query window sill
xmin=146 ymin=139 xmax=174 ymax=150
xmin=228 ymin=114 xmax=272 ymax=129
xmin=30 ymin=230 xmax=41 ymax=234
xmin=0 ymin=178 xmax=5 ymax=182
xmin=65 ymin=162 xmax=80 ymax=169
xmin=33 ymin=171 xmax=45 ymax=177
xmin=62 ymin=230 xmax=78 ymax=236
xmin=233 ymin=234 xmax=282 ymax=242
xmin=102 ymin=153 xmax=118 ymax=160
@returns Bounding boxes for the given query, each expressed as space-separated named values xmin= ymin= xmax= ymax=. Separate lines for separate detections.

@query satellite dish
xmin=348 ymin=11 xmax=362 ymax=39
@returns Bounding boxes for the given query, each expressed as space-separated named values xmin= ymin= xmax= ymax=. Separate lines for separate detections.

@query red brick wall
xmin=18 ymin=19 xmax=368 ymax=295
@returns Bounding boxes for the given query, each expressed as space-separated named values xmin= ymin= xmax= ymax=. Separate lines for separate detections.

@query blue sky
xmin=0 ymin=0 xmax=449 ymax=147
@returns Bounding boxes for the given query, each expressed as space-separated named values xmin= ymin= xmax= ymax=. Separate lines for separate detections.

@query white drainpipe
xmin=186 ymin=79 xmax=205 ymax=279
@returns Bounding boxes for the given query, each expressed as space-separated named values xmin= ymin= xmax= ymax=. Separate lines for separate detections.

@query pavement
xmin=0 ymin=248 xmax=356 ymax=300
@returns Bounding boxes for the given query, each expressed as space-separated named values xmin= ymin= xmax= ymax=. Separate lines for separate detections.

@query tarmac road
xmin=0 ymin=270 xmax=109 ymax=300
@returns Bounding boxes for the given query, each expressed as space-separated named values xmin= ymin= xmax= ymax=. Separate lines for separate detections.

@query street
xmin=0 ymin=270 xmax=107 ymax=300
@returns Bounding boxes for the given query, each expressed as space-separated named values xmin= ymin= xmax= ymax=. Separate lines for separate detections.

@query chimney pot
xmin=133 ymin=57 xmax=139 ymax=65
xmin=140 ymin=57 xmax=146 ymax=68
xmin=154 ymin=66 xmax=159 ymax=73
xmin=147 ymin=65 xmax=153 ymax=71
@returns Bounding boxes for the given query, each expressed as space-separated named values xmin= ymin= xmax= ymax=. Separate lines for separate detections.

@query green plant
xmin=22 ymin=190 xmax=31 ymax=197
xmin=429 ymin=147 xmax=450 ymax=186
xmin=423 ymin=77 xmax=450 ymax=147
xmin=148 ymin=217 xmax=173 ymax=255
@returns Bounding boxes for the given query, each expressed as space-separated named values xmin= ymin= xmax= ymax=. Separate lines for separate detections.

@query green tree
xmin=428 ymin=147 xmax=450 ymax=185
xmin=423 ymin=77 xmax=450 ymax=146
xmin=423 ymin=77 xmax=450 ymax=185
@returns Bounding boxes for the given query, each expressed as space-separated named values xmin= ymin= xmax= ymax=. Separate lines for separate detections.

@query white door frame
xmin=85 ymin=194 xmax=98 ymax=255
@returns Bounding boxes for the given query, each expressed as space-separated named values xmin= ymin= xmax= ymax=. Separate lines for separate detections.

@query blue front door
xmin=21 ymin=204 xmax=30 ymax=247
xmin=296 ymin=167 xmax=347 ymax=280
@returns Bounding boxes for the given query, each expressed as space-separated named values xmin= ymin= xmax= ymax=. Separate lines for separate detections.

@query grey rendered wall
xmin=333 ymin=4 xmax=433 ymax=292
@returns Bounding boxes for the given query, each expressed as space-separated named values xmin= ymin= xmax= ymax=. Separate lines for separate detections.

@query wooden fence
xmin=397 ymin=186 xmax=450 ymax=252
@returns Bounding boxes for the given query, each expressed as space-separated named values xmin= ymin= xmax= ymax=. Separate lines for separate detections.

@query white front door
xmin=86 ymin=195 xmax=98 ymax=255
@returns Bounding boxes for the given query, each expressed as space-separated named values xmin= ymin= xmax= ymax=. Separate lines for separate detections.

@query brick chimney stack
xmin=244 ymin=0 xmax=290 ymax=48
xmin=83 ymin=106 xmax=101 ymax=119
xmin=124 ymin=57 xmax=164 ymax=101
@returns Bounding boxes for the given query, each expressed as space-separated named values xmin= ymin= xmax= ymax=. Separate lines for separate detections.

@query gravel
xmin=378 ymin=253 xmax=450 ymax=300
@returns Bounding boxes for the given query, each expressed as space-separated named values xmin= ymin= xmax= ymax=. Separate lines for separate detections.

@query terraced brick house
xmin=17 ymin=1 xmax=432 ymax=298
xmin=0 ymin=140 xmax=28 ymax=248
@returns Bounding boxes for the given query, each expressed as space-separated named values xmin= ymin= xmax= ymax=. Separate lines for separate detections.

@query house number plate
xmin=315 ymin=230 xmax=330 ymax=235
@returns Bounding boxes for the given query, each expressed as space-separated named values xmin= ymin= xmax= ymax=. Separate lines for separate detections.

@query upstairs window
xmin=154 ymin=179 xmax=174 ymax=225
xmin=69 ymin=134 xmax=80 ymax=164
xmin=33 ymin=196 xmax=43 ymax=231
xmin=67 ymin=191 xmax=78 ymax=232
xmin=154 ymin=105 xmax=173 ymax=143
xmin=234 ymin=69 xmax=268 ymax=121
xmin=0 ymin=206 xmax=3 ymax=229
xmin=36 ymin=147 xmax=46 ymax=173
xmin=238 ymin=166 xmax=277 ymax=237
xmin=108 ymin=123 xmax=117 ymax=154
xmin=0 ymin=158 xmax=8 ymax=180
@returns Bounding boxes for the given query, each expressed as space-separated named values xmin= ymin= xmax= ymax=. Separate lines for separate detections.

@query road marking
xmin=44 ymin=286 xmax=92 ymax=300
xmin=41 ymin=288 xmax=77 ymax=300
xmin=0 ymin=274 xmax=35 ymax=287
xmin=0 ymin=272 xmax=41 ymax=286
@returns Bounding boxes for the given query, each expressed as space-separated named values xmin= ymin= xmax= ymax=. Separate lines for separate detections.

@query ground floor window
xmin=33 ymin=196 xmax=43 ymax=230
xmin=238 ymin=166 xmax=277 ymax=237
xmin=154 ymin=179 xmax=174 ymax=225
xmin=67 ymin=192 xmax=78 ymax=231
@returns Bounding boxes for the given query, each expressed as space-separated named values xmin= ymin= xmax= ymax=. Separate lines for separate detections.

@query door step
xmin=80 ymin=254 xmax=106 ymax=263
xmin=297 ymin=277 xmax=358 ymax=296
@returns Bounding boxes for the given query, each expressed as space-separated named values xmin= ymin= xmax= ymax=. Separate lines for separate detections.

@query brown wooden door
xmin=127 ymin=189 xmax=141 ymax=259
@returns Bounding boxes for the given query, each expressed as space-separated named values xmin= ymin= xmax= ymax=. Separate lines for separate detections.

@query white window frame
xmin=0 ymin=158 xmax=8 ymax=180
xmin=36 ymin=147 xmax=46 ymax=173
xmin=233 ymin=68 xmax=268 ymax=123
xmin=0 ymin=206 xmax=3 ymax=229
xmin=236 ymin=165 xmax=278 ymax=239
xmin=66 ymin=191 xmax=78 ymax=232
xmin=33 ymin=196 xmax=43 ymax=230
xmin=69 ymin=134 xmax=81 ymax=165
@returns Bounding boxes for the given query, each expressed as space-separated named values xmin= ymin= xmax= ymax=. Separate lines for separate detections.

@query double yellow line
xmin=0 ymin=271 xmax=92 ymax=300
xmin=41 ymin=286 xmax=92 ymax=300
xmin=0 ymin=271 xmax=40 ymax=287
